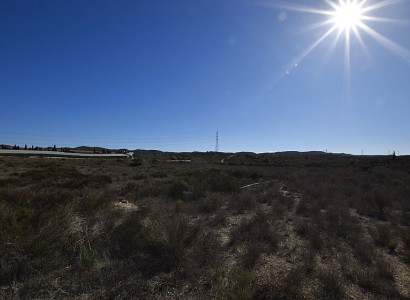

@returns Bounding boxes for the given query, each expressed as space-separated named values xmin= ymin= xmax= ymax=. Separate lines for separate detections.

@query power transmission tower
xmin=215 ymin=131 xmax=219 ymax=152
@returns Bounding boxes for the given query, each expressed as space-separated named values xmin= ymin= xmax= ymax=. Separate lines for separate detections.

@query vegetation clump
xmin=0 ymin=152 xmax=409 ymax=299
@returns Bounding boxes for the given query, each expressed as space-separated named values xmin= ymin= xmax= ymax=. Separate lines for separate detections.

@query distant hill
xmin=0 ymin=144 xmax=127 ymax=154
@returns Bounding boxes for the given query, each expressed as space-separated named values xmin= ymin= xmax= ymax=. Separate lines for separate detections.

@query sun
xmin=332 ymin=0 xmax=364 ymax=31
xmin=269 ymin=0 xmax=410 ymax=83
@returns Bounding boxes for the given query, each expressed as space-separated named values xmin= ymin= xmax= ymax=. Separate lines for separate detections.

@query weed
xmin=401 ymin=228 xmax=410 ymax=248
xmin=240 ymin=243 xmax=264 ymax=269
xmin=352 ymin=238 xmax=375 ymax=265
xmin=301 ymin=249 xmax=316 ymax=274
xmin=370 ymin=223 xmax=391 ymax=247
xmin=132 ymin=173 xmax=147 ymax=180
xmin=207 ymin=169 xmax=240 ymax=194
xmin=255 ymin=266 xmax=305 ymax=300
xmin=167 ymin=181 xmax=188 ymax=199
xmin=129 ymin=157 xmax=143 ymax=167
xmin=387 ymin=240 xmax=398 ymax=252
xmin=199 ymin=195 xmax=223 ymax=214
xmin=318 ymin=270 xmax=344 ymax=299
xmin=374 ymin=258 xmax=395 ymax=281
xmin=174 ymin=199 xmax=184 ymax=213
xmin=308 ymin=226 xmax=323 ymax=250
xmin=356 ymin=268 xmax=401 ymax=297
xmin=151 ymin=171 xmax=167 ymax=178
xmin=324 ymin=204 xmax=359 ymax=241
xmin=229 ymin=192 xmax=256 ymax=213
xmin=190 ymin=228 xmax=220 ymax=267
xmin=212 ymin=209 xmax=227 ymax=226
xmin=404 ymin=250 xmax=410 ymax=265
xmin=294 ymin=218 xmax=310 ymax=237
xmin=0 ymin=177 xmax=23 ymax=188
xmin=212 ymin=267 xmax=254 ymax=300
xmin=1 ymin=154 xmax=410 ymax=299
xmin=230 ymin=211 xmax=280 ymax=248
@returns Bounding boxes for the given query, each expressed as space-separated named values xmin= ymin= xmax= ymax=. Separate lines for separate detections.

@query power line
xmin=215 ymin=131 xmax=219 ymax=152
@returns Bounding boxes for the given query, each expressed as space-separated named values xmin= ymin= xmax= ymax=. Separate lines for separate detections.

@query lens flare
xmin=332 ymin=0 xmax=364 ymax=31
xmin=267 ymin=0 xmax=410 ymax=89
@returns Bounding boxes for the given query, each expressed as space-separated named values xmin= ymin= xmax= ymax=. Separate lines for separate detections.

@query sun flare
xmin=270 ymin=0 xmax=410 ymax=86
xmin=332 ymin=0 xmax=364 ymax=31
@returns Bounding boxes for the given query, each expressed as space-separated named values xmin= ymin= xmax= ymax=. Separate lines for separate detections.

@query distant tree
xmin=392 ymin=150 xmax=396 ymax=160
xmin=31 ymin=145 xmax=34 ymax=150
xmin=53 ymin=145 xmax=57 ymax=151
xmin=24 ymin=144 xmax=27 ymax=150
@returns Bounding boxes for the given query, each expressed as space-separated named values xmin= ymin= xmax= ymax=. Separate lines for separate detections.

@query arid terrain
xmin=0 ymin=151 xmax=409 ymax=299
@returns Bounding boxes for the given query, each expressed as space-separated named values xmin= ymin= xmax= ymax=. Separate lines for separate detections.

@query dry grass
xmin=0 ymin=153 xmax=409 ymax=299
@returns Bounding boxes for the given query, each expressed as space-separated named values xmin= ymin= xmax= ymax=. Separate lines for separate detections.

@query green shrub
xmin=174 ymin=199 xmax=184 ymax=213
xmin=79 ymin=246 xmax=97 ymax=269
xmin=387 ymin=240 xmax=398 ymax=252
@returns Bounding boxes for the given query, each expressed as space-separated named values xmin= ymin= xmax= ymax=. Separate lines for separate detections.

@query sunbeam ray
xmin=351 ymin=24 xmax=371 ymax=58
xmin=261 ymin=1 xmax=333 ymax=16
xmin=297 ymin=19 xmax=335 ymax=34
xmin=361 ymin=0 xmax=404 ymax=14
xmin=324 ymin=0 xmax=340 ymax=11
xmin=294 ymin=26 xmax=338 ymax=66
xmin=361 ymin=16 xmax=410 ymax=25
xmin=321 ymin=28 xmax=344 ymax=69
xmin=359 ymin=22 xmax=410 ymax=65
xmin=344 ymin=29 xmax=352 ymax=95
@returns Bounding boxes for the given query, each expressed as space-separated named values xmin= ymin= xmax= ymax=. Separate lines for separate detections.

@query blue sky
xmin=1 ymin=0 xmax=409 ymax=154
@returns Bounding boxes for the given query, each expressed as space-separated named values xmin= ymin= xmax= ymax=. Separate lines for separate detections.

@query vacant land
xmin=0 ymin=152 xmax=409 ymax=299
